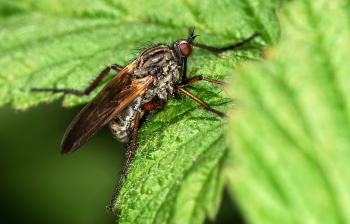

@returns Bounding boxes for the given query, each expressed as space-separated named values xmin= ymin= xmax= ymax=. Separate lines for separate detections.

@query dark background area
xmin=0 ymin=101 xmax=243 ymax=223
xmin=0 ymin=101 xmax=123 ymax=223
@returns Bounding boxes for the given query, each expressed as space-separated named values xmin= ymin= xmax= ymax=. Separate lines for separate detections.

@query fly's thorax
xmin=135 ymin=44 xmax=179 ymax=77
xmin=135 ymin=44 xmax=182 ymax=101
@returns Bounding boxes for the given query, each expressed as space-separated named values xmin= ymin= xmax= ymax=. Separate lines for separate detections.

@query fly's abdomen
xmin=108 ymin=97 xmax=142 ymax=147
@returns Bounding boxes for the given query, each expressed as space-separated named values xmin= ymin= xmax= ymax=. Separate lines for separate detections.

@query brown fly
xmin=31 ymin=28 xmax=258 ymax=212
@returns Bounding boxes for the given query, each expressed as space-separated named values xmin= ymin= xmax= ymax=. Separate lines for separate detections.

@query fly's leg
xmin=107 ymin=101 xmax=165 ymax=212
xmin=193 ymin=32 xmax=259 ymax=54
xmin=176 ymin=32 xmax=259 ymax=116
xmin=179 ymin=75 xmax=226 ymax=87
xmin=30 ymin=64 xmax=124 ymax=95
xmin=181 ymin=31 xmax=259 ymax=81
xmin=175 ymin=62 xmax=227 ymax=117
xmin=175 ymin=86 xmax=226 ymax=118
xmin=179 ymin=32 xmax=260 ymax=82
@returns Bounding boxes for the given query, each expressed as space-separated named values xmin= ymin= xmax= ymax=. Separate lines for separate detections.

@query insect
xmin=31 ymin=28 xmax=258 ymax=212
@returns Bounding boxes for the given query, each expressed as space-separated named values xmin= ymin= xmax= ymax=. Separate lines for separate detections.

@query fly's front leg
xmin=176 ymin=31 xmax=259 ymax=116
xmin=30 ymin=64 xmax=124 ymax=95
xmin=193 ymin=32 xmax=259 ymax=54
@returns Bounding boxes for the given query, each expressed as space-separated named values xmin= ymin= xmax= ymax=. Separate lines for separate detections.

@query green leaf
xmin=0 ymin=0 xmax=282 ymax=223
xmin=227 ymin=0 xmax=350 ymax=223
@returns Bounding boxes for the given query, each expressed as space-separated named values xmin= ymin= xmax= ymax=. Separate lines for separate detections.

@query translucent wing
xmin=61 ymin=62 xmax=154 ymax=155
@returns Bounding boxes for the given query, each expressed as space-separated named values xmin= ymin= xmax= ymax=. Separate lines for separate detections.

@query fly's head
xmin=173 ymin=29 xmax=198 ymax=61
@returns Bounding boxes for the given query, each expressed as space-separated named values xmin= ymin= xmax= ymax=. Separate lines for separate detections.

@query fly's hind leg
xmin=107 ymin=101 xmax=165 ymax=212
xmin=30 ymin=64 xmax=124 ymax=95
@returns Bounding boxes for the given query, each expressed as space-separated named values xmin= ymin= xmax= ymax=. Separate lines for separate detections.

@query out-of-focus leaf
xmin=227 ymin=0 xmax=350 ymax=223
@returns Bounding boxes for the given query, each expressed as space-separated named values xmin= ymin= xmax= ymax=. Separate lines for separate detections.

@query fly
xmin=31 ymin=29 xmax=258 ymax=212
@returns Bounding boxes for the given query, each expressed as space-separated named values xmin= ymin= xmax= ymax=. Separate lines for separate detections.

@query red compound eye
xmin=179 ymin=42 xmax=193 ymax=57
